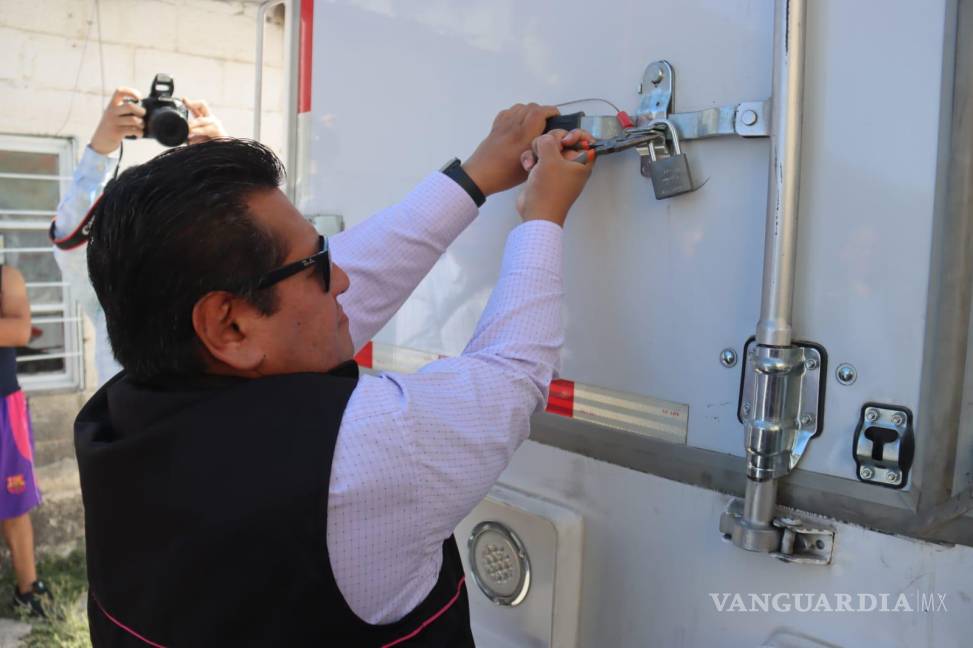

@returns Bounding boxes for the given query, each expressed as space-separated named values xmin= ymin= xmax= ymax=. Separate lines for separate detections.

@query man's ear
xmin=192 ymin=291 xmax=265 ymax=373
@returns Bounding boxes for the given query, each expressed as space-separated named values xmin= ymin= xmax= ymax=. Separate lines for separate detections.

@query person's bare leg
xmin=1 ymin=514 xmax=37 ymax=594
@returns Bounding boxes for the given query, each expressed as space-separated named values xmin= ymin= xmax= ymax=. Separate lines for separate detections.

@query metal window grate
xmin=0 ymin=135 xmax=84 ymax=392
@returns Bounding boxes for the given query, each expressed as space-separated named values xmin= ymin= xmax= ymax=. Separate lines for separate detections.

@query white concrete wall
xmin=0 ymin=2 xmax=289 ymax=552
xmin=0 ymin=0 xmax=286 ymax=167
xmin=0 ymin=0 xmax=288 ymax=392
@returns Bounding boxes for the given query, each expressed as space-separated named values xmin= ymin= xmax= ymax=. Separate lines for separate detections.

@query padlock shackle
xmin=644 ymin=119 xmax=681 ymax=161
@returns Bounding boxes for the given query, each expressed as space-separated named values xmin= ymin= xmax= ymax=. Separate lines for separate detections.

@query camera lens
xmin=148 ymin=107 xmax=189 ymax=147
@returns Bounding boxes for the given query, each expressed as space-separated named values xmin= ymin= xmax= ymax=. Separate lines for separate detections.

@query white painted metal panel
xmin=486 ymin=441 xmax=973 ymax=647
xmin=302 ymin=0 xmax=949 ymax=482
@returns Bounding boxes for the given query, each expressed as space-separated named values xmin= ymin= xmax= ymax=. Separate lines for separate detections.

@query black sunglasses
xmin=255 ymin=235 xmax=331 ymax=292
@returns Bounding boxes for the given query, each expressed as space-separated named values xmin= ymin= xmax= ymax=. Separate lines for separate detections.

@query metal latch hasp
xmin=720 ymin=501 xmax=835 ymax=566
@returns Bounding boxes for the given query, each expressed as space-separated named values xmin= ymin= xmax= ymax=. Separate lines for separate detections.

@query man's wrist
xmin=86 ymin=142 xmax=116 ymax=158
xmin=87 ymin=137 xmax=119 ymax=156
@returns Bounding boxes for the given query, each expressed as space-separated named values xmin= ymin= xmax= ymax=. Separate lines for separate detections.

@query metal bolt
xmin=741 ymin=109 xmax=758 ymax=126
xmin=836 ymin=363 xmax=857 ymax=385
xmin=860 ymin=466 xmax=875 ymax=480
xmin=650 ymin=67 xmax=664 ymax=85
xmin=720 ymin=348 xmax=738 ymax=368
xmin=886 ymin=470 xmax=900 ymax=483
xmin=742 ymin=402 xmax=752 ymax=415
xmin=891 ymin=413 xmax=906 ymax=427
xmin=800 ymin=413 xmax=815 ymax=427
xmin=865 ymin=408 xmax=879 ymax=422
xmin=804 ymin=357 xmax=819 ymax=371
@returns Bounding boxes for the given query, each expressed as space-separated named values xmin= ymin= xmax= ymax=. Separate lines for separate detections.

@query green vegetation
xmin=0 ymin=549 xmax=90 ymax=647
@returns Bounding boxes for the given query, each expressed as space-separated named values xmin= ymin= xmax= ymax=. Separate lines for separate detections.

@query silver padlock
xmin=646 ymin=120 xmax=694 ymax=200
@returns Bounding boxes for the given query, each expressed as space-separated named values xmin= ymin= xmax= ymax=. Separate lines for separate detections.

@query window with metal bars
xmin=0 ymin=135 xmax=84 ymax=392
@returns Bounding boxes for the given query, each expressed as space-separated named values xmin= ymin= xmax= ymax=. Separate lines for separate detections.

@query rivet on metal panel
xmin=720 ymin=348 xmax=738 ymax=368
xmin=804 ymin=357 xmax=818 ymax=371
xmin=836 ymin=363 xmax=857 ymax=385
xmin=865 ymin=408 xmax=879 ymax=422
xmin=860 ymin=466 xmax=875 ymax=479
xmin=741 ymin=109 xmax=758 ymax=126
xmin=891 ymin=413 xmax=906 ymax=427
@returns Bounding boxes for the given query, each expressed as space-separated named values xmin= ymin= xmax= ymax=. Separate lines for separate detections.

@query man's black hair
xmin=87 ymin=138 xmax=287 ymax=382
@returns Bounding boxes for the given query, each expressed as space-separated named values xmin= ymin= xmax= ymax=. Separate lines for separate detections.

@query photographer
xmin=52 ymin=86 xmax=227 ymax=385
xmin=75 ymin=105 xmax=594 ymax=645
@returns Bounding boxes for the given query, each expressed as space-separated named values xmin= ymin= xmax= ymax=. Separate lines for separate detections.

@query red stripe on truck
xmin=546 ymin=379 xmax=575 ymax=418
xmin=298 ymin=0 xmax=314 ymax=113
xmin=354 ymin=341 xmax=374 ymax=369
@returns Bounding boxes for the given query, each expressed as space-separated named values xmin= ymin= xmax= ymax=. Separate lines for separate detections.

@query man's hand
xmin=89 ymin=87 xmax=145 ymax=155
xmin=516 ymin=129 xmax=596 ymax=228
xmin=462 ymin=103 xmax=559 ymax=197
xmin=183 ymin=98 xmax=228 ymax=145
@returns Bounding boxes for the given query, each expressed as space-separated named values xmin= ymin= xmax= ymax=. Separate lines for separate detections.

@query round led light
xmin=468 ymin=521 xmax=531 ymax=606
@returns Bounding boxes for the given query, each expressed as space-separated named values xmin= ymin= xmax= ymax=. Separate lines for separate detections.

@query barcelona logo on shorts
xmin=6 ymin=475 xmax=25 ymax=495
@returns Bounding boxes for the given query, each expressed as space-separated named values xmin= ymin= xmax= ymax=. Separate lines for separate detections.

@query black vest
xmin=75 ymin=364 xmax=474 ymax=647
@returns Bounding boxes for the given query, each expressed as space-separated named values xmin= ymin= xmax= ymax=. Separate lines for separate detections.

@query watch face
xmin=440 ymin=157 xmax=461 ymax=173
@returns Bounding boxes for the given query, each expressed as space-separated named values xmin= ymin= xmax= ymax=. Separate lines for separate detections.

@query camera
xmin=130 ymin=74 xmax=189 ymax=147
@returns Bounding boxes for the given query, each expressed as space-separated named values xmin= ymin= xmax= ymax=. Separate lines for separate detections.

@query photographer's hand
xmin=183 ymin=98 xmax=228 ymax=145
xmin=89 ymin=87 xmax=145 ymax=155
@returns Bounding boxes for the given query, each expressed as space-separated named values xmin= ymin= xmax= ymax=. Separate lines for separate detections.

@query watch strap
xmin=440 ymin=159 xmax=485 ymax=208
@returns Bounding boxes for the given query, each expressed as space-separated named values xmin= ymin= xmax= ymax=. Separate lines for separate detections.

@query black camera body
xmin=135 ymin=74 xmax=189 ymax=147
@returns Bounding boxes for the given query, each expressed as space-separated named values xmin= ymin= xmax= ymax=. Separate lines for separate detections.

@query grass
xmin=0 ymin=548 xmax=91 ymax=647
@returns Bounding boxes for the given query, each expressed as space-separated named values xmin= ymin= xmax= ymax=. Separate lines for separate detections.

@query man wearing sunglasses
xmin=75 ymin=104 xmax=594 ymax=646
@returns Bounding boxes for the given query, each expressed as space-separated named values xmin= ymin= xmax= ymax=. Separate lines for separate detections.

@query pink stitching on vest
xmin=379 ymin=576 xmax=467 ymax=648
xmin=93 ymin=593 xmax=168 ymax=648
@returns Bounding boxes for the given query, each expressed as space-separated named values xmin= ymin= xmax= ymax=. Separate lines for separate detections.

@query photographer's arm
xmin=331 ymin=103 xmax=560 ymax=351
xmin=52 ymin=87 xmax=143 ymax=322
xmin=52 ymin=147 xmax=116 ymax=323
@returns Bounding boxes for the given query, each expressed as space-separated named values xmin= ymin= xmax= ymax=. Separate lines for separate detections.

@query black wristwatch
xmin=440 ymin=158 xmax=485 ymax=208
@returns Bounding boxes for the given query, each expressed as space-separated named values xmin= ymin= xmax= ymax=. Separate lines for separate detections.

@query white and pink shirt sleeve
xmin=327 ymin=172 xmax=564 ymax=624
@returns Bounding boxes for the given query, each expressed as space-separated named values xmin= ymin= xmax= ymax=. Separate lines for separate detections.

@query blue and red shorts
xmin=0 ymin=390 xmax=41 ymax=519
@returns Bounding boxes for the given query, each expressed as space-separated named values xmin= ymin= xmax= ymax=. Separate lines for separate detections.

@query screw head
xmin=836 ymin=363 xmax=857 ymax=385
xmin=891 ymin=413 xmax=906 ymax=427
xmin=865 ymin=408 xmax=879 ymax=422
xmin=800 ymin=413 xmax=815 ymax=427
xmin=741 ymin=109 xmax=758 ymax=126
xmin=720 ymin=348 xmax=738 ymax=368
xmin=742 ymin=402 xmax=752 ymax=415
xmin=650 ymin=67 xmax=664 ymax=85
xmin=886 ymin=470 xmax=901 ymax=483
xmin=804 ymin=357 xmax=819 ymax=371
xmin=860 ymin=466 xmax=875 ymax=480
